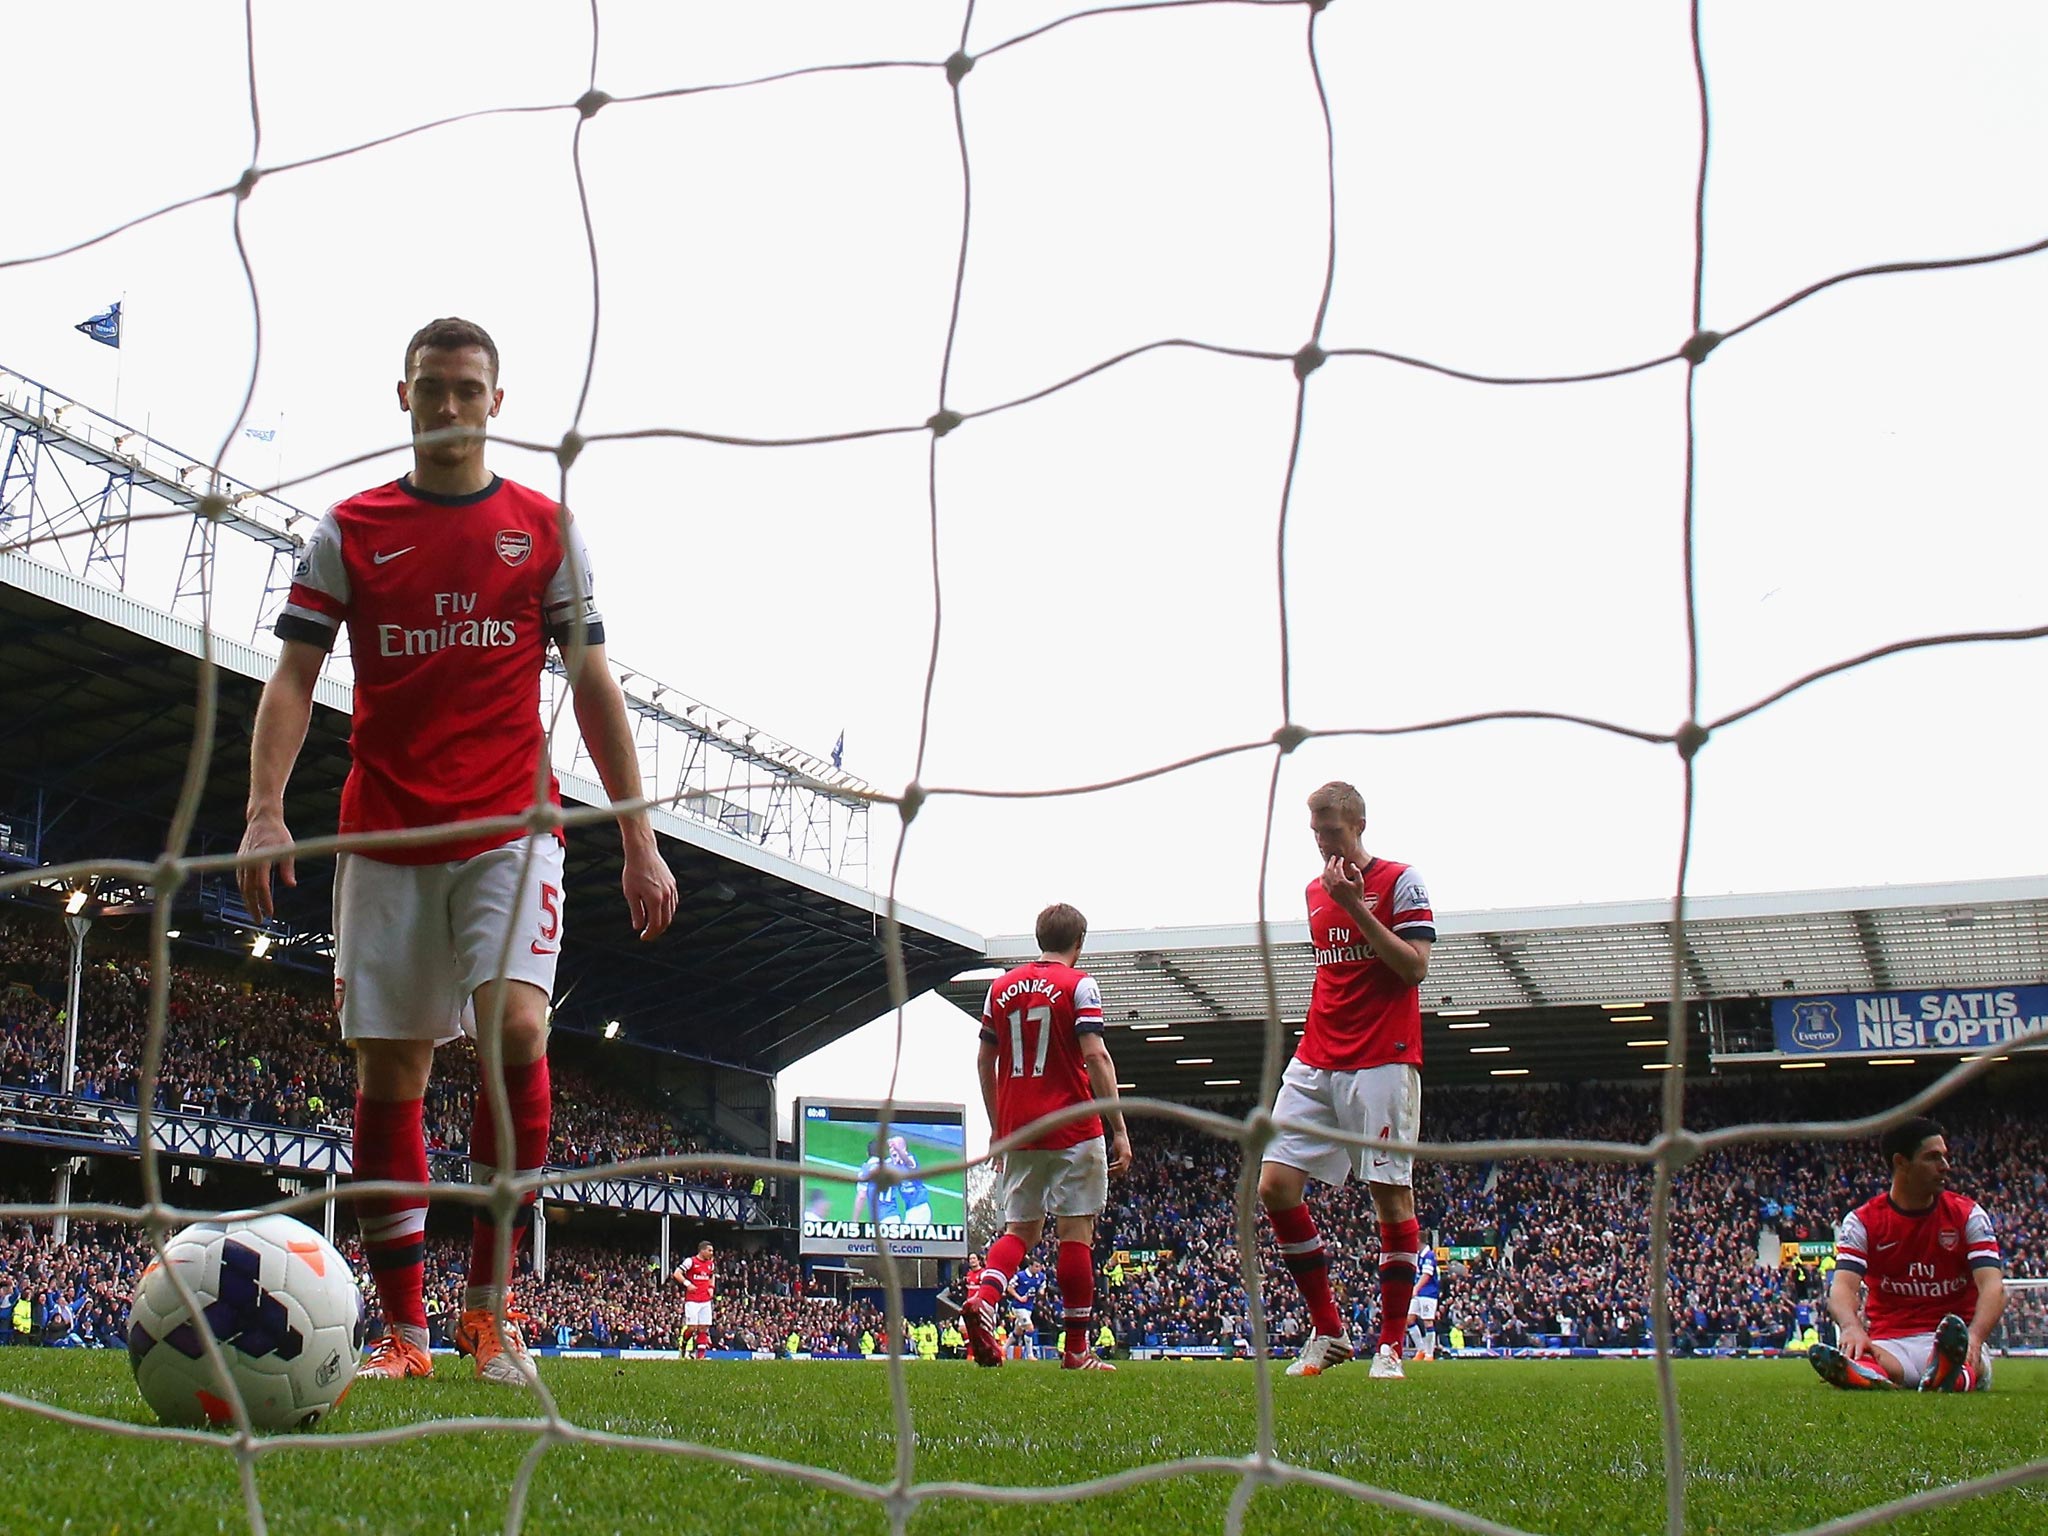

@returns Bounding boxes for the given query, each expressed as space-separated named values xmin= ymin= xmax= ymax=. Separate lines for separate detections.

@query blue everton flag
xmin=75 ymin=302 xmax=122 ymax=348
xmin=244 ymin=426 xmax=277 ymax=443
xmin=831 ymin=731 xmax=844 ymax=771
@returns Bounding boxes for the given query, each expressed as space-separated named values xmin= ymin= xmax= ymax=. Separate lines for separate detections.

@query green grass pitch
xmin=0 ymin=1354 xmax=2040 ymax=1535
xmin=801 ymin=1119 xmax=966 ymax=1222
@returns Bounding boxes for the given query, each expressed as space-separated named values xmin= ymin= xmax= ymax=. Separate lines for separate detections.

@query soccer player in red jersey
xmin=1260 ymin=781 xmax=1434 ymax=1379
xmin=673 ymin=1240 xmax=717 ymax=1357
xmin=1811 ymin=1116 xmax=2005 ymax=1392
xmin=966 ymin=903 xmax=1131 ymax=1371
xmin=238 ymin=318 xmax=678 ymax=1386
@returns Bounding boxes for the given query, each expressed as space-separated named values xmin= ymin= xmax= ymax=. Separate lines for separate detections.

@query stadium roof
xmin=938 ymin=876 xmax=2048 ymax=1097
xmin=0 ymin=549 xmax=979 ymax=1073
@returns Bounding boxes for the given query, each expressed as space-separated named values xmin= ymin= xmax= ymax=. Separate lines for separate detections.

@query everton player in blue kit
xmin=1011 ymin=1259 xmax=1047 ymax=1360
xmin=1405 ymin=1244 xmax=1441 ymax=1361
xmin=854 ymin=1135 xmax=935 ymax=1229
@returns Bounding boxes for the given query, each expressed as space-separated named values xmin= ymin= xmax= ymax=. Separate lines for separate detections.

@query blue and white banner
xmin=1773 ymin=986 xmax=2048 ymax=1057
xmin=74 ymin=302 xmax=121 ymax=348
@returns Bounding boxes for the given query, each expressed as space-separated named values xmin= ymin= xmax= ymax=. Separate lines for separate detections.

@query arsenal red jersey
xmin=275 ymin=475 xmax=603 ymax=864
xmin=1836 ymin=1190 xmax=2000 ymax=1338
xmin=1296 ymin=859 xmax=1435 ymax=1073
xmin=979 ymin=961 xmax=1105 ymax=1150
xmin=680 ymin=1255 xmax=716 ymax=1304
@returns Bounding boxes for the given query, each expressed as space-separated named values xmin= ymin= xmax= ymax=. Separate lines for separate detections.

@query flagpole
xmin=112 ymin=291 xmax=126 ymax=422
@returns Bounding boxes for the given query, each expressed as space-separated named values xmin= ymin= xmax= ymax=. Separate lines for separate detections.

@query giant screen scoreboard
xmin=797 ymin=1098 xmax=969 ymax=1258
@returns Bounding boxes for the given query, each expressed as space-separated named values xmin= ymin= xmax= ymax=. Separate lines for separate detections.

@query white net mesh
xmin=1 ymin=2 xmax=2046 ymax=1534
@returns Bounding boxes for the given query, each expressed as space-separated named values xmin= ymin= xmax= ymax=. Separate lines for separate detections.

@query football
xmin=126 ymin=1213 xmax=364 ymax=1431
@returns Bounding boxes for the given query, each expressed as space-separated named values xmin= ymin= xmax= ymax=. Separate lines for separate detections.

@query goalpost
xmin=1994 ymin=1277 xmax=2048 ymax=1357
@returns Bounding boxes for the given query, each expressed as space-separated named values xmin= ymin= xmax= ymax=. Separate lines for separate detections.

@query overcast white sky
xmin=4 ymin=2 xmax=2044 ymax=1146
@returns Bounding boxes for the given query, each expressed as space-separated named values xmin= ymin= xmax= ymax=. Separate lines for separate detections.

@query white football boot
xmin=1368 ymin=1343 xmax=1406 ymax=1379
xmin=1285 ymin=1331 xmax=1355 ymax=1377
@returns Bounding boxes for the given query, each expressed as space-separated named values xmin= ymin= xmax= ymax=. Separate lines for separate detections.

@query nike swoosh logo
xmin=1876 ymin=1241 xmax=1898 ymax=1251
xmin=530 ymin=942 xmax=558 ymax=956
xmin=373 ymin=546 xmax=416 ymax=565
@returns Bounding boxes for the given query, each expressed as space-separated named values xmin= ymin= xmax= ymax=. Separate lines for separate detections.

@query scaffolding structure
xmin=0 ymin=362 xmax=302 ymax=634
xmin=0 ymin=360 xmax=870 ymax=884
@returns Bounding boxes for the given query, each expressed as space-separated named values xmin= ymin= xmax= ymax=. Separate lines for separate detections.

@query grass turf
xmin=0 ymin=1353 xmax=2040 ymax=1535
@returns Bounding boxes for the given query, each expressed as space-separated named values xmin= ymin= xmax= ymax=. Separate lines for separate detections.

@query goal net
xmin=1994 ymin=1278 xmax=2048 ymax=1355
xmin=0 ymin=3 xmax=2044 ymax=1535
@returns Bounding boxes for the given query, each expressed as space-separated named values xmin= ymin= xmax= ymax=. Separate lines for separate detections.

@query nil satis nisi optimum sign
xmin=1772 ymin=986 xmax=2048 ymax=1058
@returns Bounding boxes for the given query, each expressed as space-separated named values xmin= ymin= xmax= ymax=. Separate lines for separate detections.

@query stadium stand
xmin=6 ymin=899 xmax=2043 ymax=1363
xmin=12 ymin=1063 xmax=2042 ymax=1364
xmin=1082 ymin=1077 xmax=2048 ymax=1355
xmin=0 ymin=910 xmax=759 ymax=1186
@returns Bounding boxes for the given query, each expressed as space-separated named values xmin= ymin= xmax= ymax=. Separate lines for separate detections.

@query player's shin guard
xmin=1057 ymin=1241 xmax=1095 ymax=1358
xmin=1376 ymin=1219 xmax=1421 ymax=1353
xmin=468 ymin=1055 xmax=551 ymax=1300
xmin=976 ymin=1233 xmax=1028 ymax=1310
xmin=354 ymin=1094 xmax=430 ymax=1336
xmin=1269 ymin=1202 xmax=1344 ymax=1339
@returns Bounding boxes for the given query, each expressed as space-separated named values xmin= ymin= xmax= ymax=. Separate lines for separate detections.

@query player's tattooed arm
xmin=238 ymin=639 xmax=326 ymax=922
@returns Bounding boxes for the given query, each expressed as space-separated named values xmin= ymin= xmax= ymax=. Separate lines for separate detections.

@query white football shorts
xmin=333 ymin=834 xmax=565 ymax=1044
xmin=1873 ymin=1330 xmax=1993 ymax=1388
xmin=1000 ymin=1139 xmax=1109 ymax=1222
xmin=1409 ymin=1296 xmax=1439 ymax=1324
xmin=683 ymin=1300 xmax=714 ymax=1328
xmin=1267 ymin=1058 xmax=1422 ymax=1188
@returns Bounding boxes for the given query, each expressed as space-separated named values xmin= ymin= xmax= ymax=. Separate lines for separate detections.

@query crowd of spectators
xmin=1077 ymin=1080 xmax=2048 ymax=1354
xmin=0 ymin=1193 xmax=146 ymax=1350
xmin=4 ymin=908 xmax=2045 ymax=1359
xmin=353 ymin=1235 xmax=883 ymax=1356
xmin=0 ymin=1067 xmax=2042 ymax=1357
xmin=0 ymin=912 xmax=759 ymax=1189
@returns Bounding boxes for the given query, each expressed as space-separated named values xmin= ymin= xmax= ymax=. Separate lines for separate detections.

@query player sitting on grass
xmin=1810 ymin=1115 xmax=2005 ymax=1392
xmin=965 ymin=903 xmax=1131 ymax=1372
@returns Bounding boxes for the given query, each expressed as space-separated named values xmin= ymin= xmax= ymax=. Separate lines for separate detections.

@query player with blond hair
xmin=1261 ymin=781 xmax=1435 ymax=1379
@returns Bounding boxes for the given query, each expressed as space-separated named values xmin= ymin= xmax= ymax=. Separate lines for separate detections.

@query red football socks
xmin=353 ymin=1094 xmax=429 ymax=1331
xmin=1376 ymin=1218 xmax=1422 ymax=1352
xmin=976 ymin=1233 xmax=1028 ymax=1309
xmin=468 ymin=1055 xmax=552 ymax=1291
xmin=1057 ymin=1240 xmax=1095 ymax=1357
xmin=1270 ymin=1201 xmax=1344 ymax=1338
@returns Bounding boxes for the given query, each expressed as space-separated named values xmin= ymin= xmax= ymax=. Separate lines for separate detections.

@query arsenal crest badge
xmin=1938 ymin=1228 xmax=1959 ymax=1251
xmin=496 ymin=529 xmax=532 ymax=567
